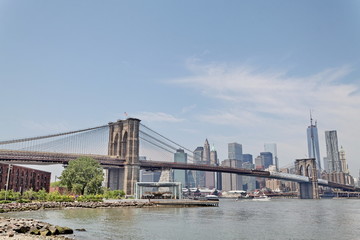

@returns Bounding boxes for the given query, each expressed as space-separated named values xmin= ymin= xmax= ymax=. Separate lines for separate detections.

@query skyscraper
xmin=339 ymin=146 xmax=349 ymax=174
xmin=260 ymin=152 xmax=273 ymax=169
xmin=264 ymin=143 xmax=278 ymax=171
xmin=242 ymin=154 xmax=253 ymax=164
xmin=203 ymin=139 xmax=211 ymax=164
xmin=193 ymin=146 xmax=204 ymax=187
xmin=307 ymin=120 xmax=322 ymax=172
xmin=205 ymin=145 xmax=218 ymax=189
xmin=325 ymin=130 xmax=341 ymax=173
xmin=173 ymin=149 xmax=187 ymax=187
xmin=228 ymin=143 xmax=243 ymax=160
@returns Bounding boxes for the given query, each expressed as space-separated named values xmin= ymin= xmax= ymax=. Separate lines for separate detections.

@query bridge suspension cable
xmin=0 ymin=125 xmax=109 ymax=155
xmin=0 ymin=125 xmax=108 ymax=145
xmin=139 ymin=124 xmax=195 ymax=162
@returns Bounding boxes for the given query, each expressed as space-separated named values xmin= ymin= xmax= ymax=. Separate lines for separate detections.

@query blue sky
xmin=1 ymin=1 xmax=360 ymax=178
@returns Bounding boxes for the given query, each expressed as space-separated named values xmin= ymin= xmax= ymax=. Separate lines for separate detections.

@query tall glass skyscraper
xmin=260 ymin=152 xmax=273 ymax=169
xmin=307 ymin=121 xmax=322 ymax=172
xmin=228 ymin=143 xmax=243 ymax=160
xmin=173 ymin=149 xmax=187 ymax=187
xmin=325 ymin=130 xmax=341 ymax=173
xmin=264 ymin=143 xmax=278 ymax=171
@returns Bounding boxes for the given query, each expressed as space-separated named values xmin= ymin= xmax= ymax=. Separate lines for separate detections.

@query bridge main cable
xmin=0 ymin=125 xmax=108 ymax=145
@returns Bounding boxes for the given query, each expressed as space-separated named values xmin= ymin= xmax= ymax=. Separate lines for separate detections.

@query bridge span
xmin=0 ymin=150 xmax=358 ymax=193
xmin=1 ymin=118 xmax=359 ymax=197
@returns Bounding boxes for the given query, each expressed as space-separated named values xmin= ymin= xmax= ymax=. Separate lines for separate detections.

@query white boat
xmin=252 ymin=194 xmax=271 ymax=201
xmin=205 ymin=195 xmax=219 ymax=201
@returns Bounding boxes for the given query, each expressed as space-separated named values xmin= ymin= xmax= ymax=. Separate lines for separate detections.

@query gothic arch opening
xmin=306 ymin=164 xmax=313 ymax=178
xmin=299 ymin=165 xmax=304 ymax=176
xmin=121 ymin=131 xmax=128 ymax=158
xmin=113 ymin=133 xmax=119 ymax=156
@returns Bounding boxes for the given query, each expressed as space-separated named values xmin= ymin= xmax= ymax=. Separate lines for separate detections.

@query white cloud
xmin=181 ymin=104 xmax=197 ymax=113
xmin=134 ymin=112 xmax=184 ymax=123
xmin=171 ymin=59 xmax=360 ymax=172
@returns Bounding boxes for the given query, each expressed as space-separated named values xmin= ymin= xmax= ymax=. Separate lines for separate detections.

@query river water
xmin=3 ymin=199 xmax=360 ymax=240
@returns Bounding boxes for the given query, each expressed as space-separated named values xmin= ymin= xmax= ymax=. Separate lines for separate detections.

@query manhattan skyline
xmin=1 ymin=1 xmax=360 ymax=175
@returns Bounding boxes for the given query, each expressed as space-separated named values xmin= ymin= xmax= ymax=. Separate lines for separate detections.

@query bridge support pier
xmin=295 ymin=158 xmax=319 ymax=199
xmin=107 ymin=118 xmax=140 ymax=196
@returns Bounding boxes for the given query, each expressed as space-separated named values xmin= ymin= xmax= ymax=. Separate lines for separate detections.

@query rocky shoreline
xmin=0 ymin=217 xmax=74 ymax=239
xmin=0 ymin=200 xmax=155 ymax=213
xmin=0 ymin=200 xmax=155 ymax=239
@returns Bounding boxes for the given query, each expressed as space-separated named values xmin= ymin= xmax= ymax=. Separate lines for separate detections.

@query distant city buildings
xmin=192 ymin=139 xmax=220 ymax=189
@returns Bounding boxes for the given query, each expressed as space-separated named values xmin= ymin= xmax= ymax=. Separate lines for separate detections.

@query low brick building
xmin=0 ymin=163 xmax=51 ymax=192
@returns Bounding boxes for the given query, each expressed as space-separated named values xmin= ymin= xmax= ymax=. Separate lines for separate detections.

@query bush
xmin=0 ymin=190 xmax=21 ymax=201
xmin=34 ymin=189 xmax=48 ymax=201
xmin=77 ymin=194 xmax=103 ymax=202
xmin=103 ymin=189 xmax=125 ymax=199
xmin=47 ymin=191 xmax=74 ymax=202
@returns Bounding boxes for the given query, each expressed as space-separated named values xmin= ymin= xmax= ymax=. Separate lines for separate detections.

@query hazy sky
xmin=1 ymin=1 xmax=360 ymax=178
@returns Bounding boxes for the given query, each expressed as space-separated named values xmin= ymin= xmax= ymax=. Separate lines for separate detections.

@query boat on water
xmin=205 ymin=195 xmax=219 ymax=201
xmin=237 ymin=193 xmax=253 ymax=200
xmin=252 ymin=194 xmax=271 ymax=201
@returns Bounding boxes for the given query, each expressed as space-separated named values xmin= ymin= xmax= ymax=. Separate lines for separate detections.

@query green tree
xmin=60 ymin=156 xmax=104 ymax=195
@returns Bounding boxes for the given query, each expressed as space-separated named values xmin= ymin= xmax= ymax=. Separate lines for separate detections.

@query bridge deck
xmin=0 ymin=150 xmax=358 ymax=191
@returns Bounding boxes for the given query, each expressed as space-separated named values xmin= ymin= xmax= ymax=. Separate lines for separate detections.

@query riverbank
xmin=0 ymin=200 xmax=155 ymax=213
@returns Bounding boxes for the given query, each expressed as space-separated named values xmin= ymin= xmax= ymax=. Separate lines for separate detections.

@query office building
xmin=205 ymin=145 xmax=218 ymax=189
xmin=241 ymin=161 xmax=256 ymax=191
xmin=307 ymin=121 xmax=322 ymax=172
xmin=339 ymin=146 xmax=349 ymax=174
xmin=260 ymin=152 xmax=273 ymax=169
xmin=228 ymin=143 xmax=243 ymax=161
xmin=325 ymin=130 xmax=341 ymax=172
xmin=193 ymin=146 xmax=204 ymax=187
xmin=173 ymin=149 xmax=187 ymax=187
xmin=255 ymin=155 xmax=264 ymax=170
xmin=264 ymin=143 xmax=278 ymax=171
xmin=221 ymin=159 xmax=242 ymax=191
xmin=242 ymin=154 xmax=253 ymax=164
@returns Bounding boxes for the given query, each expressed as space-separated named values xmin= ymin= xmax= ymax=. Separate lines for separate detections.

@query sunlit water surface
xmin=3 ymin=199 xmax=360 ymax=240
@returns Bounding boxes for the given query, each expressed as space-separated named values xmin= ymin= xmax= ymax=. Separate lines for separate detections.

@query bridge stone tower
xmin=295 ymin=158 xmax=319 ymax=199
xmin=107 ymin=118 xmax=140 ymax=195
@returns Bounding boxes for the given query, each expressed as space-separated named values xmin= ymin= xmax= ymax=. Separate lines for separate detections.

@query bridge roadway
xmin=0 ymin=150 xmax=125 ymax=168
xmin=0 ymin=150 xmax=358 ymax=191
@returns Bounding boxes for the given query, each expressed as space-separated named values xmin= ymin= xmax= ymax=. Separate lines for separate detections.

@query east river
xmin=3 ymin=199 xmax=360 ymax=240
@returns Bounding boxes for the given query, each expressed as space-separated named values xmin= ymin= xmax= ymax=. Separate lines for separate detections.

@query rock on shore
xmin=0 ymin=217 xmax=74 ymax=238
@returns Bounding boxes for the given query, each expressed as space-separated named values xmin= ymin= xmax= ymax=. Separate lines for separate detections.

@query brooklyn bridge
xmin=0 ymin=118 xmax=358 ymax=198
